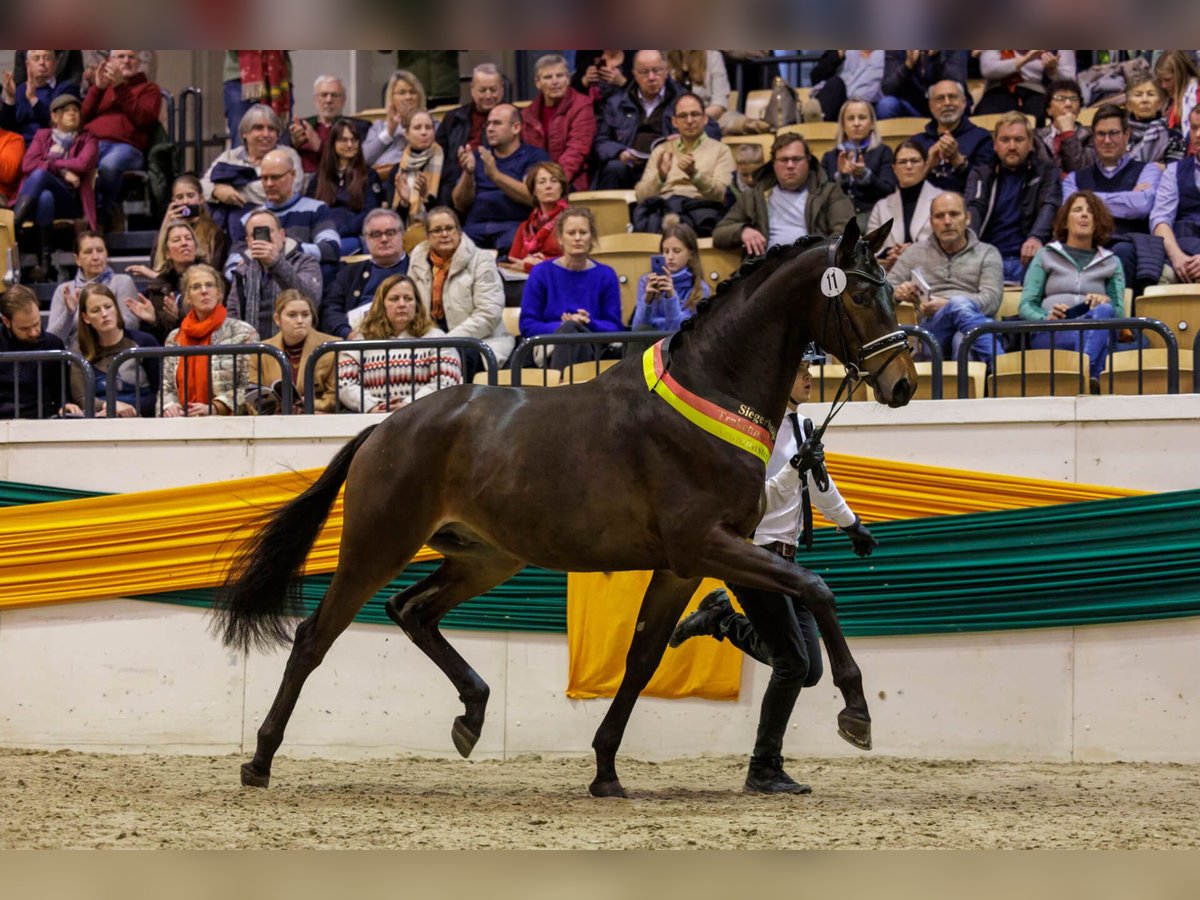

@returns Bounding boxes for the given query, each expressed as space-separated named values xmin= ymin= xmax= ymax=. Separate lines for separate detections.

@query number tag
xmin=821 ymin=266 xmax=848 ymax=298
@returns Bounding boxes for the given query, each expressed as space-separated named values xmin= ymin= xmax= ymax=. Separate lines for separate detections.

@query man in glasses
xmin=908 ymin=79 xmax=995 ymax=193
xmin=1033 ymin=78 xmax=1097 ymax=175
xmin=631 ymin=92 xmax=734 ymax=235
xmin=1063 ymin=104 xmax=1165 ymax=293
xmin=321 ymin=208 xmax=410 ymax=338
xmin=713 ymin=133 xmax=854 ymax=258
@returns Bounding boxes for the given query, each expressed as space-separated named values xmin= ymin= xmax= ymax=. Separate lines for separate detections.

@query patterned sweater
xmin=336 ymin=326 xmax=463 ymax=412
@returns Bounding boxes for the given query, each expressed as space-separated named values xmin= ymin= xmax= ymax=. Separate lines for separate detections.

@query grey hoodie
xmin=885 ymin=228 xmax=1003 ymax=317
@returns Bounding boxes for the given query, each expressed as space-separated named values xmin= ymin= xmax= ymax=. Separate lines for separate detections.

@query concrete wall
xmin=1 ymin=395 xmax=1198 ymax=763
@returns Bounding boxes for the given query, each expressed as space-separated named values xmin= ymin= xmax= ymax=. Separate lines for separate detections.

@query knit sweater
xmin=518 ymin=259 xmax=623 ymax=337
xmin=335 ymin=326 xmax=463 ymax=412
xmin=634 ymin=133 xmax=733 ymax=203
xmin=1019 ymin=242 xmax=1125 ymax=320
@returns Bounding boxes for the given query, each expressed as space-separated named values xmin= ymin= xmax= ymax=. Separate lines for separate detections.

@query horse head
xmin=819 ymin=217 xmax=917 ymax=408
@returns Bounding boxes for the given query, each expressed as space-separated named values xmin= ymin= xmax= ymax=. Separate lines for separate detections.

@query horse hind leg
xmin=590 ymin=570 xmax=700 ymax=799
xmin=384 ymin=550 xmax=523 ymax=759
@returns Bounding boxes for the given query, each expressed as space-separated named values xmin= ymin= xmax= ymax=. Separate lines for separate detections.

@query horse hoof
xmin=451 ymin=717 xmax=480 ymax=758
xmin=588 ymin=779 xmax=628 ymax=799
xmin=240 ymin=763 xmax=270 ymax=788
xmin=837 ymin=711 xmax=872 ymax=751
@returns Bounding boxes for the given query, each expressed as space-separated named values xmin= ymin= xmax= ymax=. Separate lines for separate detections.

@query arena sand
xmin=3 ymin=748 xmax=1198 ymax=849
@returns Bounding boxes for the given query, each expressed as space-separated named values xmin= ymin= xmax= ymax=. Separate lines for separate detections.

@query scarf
xmin=428 ymin=247 xmax=452 ymax=322
xmin=239 ymin=51 xmax=291 ymax=119
xmin=49 ymin=129 xmax=76 ymax=156
xmin=175 ymin=304 xmax=227 ymax=406
xmin=514 ymin=198 xmax=568 ymax=259
xmin=397 ymin=143 xmax=444 ymax=218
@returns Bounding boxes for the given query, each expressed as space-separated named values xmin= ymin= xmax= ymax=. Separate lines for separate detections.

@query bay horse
xmin=217 ymin=216 xmax=917 ymax=797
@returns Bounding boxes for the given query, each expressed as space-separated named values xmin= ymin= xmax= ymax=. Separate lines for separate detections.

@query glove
xmin=840 ymin=516 xmax=878 ymax=558
xmin=790 ymin=438 xmax=829 ymax=492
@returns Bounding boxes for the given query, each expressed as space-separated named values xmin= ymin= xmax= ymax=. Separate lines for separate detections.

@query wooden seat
xmin=876 ymin=117 xmax=927 ymax=150
xmin=0 ymin=209 xmax=16 ymax=293
xmin=594 ymin=233 xmax=663 ymax=322
xmin=350 ymin=107 xmax=384 ymax=124
xmin=776 ymin=121 xmax=838 ymax=162
xmin=810 ymin=363 xmax=871 ymax=402
xmin=1098 ymin=349 xmax=1194 ymax=395
xmin=696 ymin=237 xmax=743 ymax=292
xmin=990 ymin=349 xmax=1090 ymax=397
xmin=999 ymin=288 xmax=1023 ymax=319
xmin=1077 ymin=106 xmax=1098 ymax=127
xmin=743 ymin=89 xmax=773 ymax=122
xmin=563 ymin=359 xmax=620 ymax=385
xmin=912 ymin=360 xmax=987 ymax=399
xmin=1135 ymin=285 xmax=1200 ymax=350
xmin=967 ymin=78 xmax=986 ymax=106
xmin=473 ymin=368 xmax=562 ymax=387
xmin=568 ymin=190 xmax=634 ymax=237
xmin=971 ymin=112 xmax=1037 ymax=134
xmin=721 ymin=134 xmax=774 ymax=158
xmin=502 ymin=307 xmax=520 ymax=337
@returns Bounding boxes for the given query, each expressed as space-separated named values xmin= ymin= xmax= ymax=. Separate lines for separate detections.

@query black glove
xmin=790 ymin=438 xmax=829 ymax=491
xmin=840 ymin=516 xmax=878 ymax=558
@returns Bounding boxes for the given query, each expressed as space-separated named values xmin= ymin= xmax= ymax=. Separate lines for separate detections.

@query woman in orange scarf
xmin=159 ymin=264 xmax=260 ymax=416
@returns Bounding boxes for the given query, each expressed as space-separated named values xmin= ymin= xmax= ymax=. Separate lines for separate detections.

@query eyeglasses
xmin=674 ymin=111 xmax=705 ymax=119
xmin=1050 ymin=94 xmax=1081 ymax=104
xmin=428 ymin=225 xmax=458 ymax=236
xmin=634 ymin=67 xmax=667 ymax=76
xmin=1092 ymin=129 xmax=1124 ymax=141
xmin=366 ymin=228 xmax=400 ymax=240
xmin=894 ymin=158 xmax=924 ymax=167
xmin=775 ymin=155 xmax=807 ymax=165
xmin=261 ymin=171 xmax=292 ymax=182
xmin=188 ymin=282 xmax=218 ymax=293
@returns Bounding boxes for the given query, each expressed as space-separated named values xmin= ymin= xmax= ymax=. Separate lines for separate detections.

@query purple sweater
xmin=519 ymin=259 xmax=623 ymax=337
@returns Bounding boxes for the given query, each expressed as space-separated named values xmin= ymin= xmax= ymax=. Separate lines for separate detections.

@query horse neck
xmin=672 ymin=249 xmax=821 ymax=426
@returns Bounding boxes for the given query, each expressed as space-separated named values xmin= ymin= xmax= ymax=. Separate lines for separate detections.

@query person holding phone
xmin=1019 ymin=190 xmax=1123 ymax=382
xmin=821 ymin=97 xmax=896 ymax=227
xmin=226 ymin=208 xmax=323 ymax=340
xmin=630 ymin=223 xmax=709 ymax=335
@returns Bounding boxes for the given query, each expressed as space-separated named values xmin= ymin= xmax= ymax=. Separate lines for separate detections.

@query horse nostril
xmin=889 ymin=378 xmax=913 ymax=407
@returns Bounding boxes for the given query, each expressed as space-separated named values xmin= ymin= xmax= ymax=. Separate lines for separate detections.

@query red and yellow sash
xmin=643 ymin=340 xmax=775 ymax=466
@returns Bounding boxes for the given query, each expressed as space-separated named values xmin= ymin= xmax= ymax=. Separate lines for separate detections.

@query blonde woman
xmin=820 ymin=97 xmax=896 ymax=223
xmin=363 ymin=69 xmax=428 ymax=176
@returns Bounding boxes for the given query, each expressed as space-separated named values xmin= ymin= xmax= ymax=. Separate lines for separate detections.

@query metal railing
xmin=508 ymin=331 xmax=671 ymax=385
xmin=812 ymin=325 xmax=940 ymax=400
xmin=178 ymin=87 xmax=203 ymax=174
xmin=958 ymin=318 xmax=1180 ymax=397
xmin=0 ymin=349 xmax=94 ymax=418
xmin=160 ymin=88 xmax=176 ymax=147
xmin=305 ymin=337 xmax=496 ymax=414
xmin=105 ymin=344 xmax=293 ymax=416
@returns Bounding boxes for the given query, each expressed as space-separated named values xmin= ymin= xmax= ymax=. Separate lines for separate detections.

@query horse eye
xmin=850 ymin=291 xmax=872 ymax=307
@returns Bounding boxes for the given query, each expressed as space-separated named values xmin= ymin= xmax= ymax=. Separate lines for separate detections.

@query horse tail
xmin=215 ymin=424 xmax=381 ymax=653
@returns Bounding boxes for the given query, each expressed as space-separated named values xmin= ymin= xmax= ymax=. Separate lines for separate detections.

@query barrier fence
xmin=508 ymin=330 xmax=672 ymax=385
xmin=0 ymin=349 xmax=94 ymax=418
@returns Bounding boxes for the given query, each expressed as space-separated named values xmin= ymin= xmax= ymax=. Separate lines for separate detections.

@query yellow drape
xmin=565 ymin=454 xmax=1142 ymax=701
xmin=0 ymin=469 xmax=439 ymax=610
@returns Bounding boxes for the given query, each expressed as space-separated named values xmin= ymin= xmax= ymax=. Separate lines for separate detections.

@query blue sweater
xmin=519 ymin=259 xmax=623 ymax=337
xmin=631 ymin=268 xmax=709 ymax=331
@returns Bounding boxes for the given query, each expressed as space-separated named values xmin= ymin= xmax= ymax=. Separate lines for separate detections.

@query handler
xmin=669 ymin=346 xmax=877 ymax=794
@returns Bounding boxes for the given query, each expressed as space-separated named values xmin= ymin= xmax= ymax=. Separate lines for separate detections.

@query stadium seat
xmin=913 ymin=360 xmax=987 ymax=399
xmin=775 ymin=121 xmax=838 ymax=162
xmin=1098 ymin=348 xmax=1194 ymax=395
xmin=594 ymin=233 xmax=663 ymax=322
xmin=0 ymin=209 xmax=16 ymax=292
xmin=473 ymin=368 xmax=562 ymax=386
xmin=742 ymin=89 xmax=773 ymax=122
xmin=563 ymin=359 xmax=620 ymax=385
xmin=1135 ymin=284 xmax=1200 ymax=350
xmin=696 ymin=238 xmax=743 ymax=292
xmin=1077 ymin=107 xmax=1098 ymax=127
xmin=568 ymin=190 xmax=634 ymax=237
xmin=967 ymin=79 xmax=986 ymax=106
xmin=810 ymin=362 xmax=871 ymax=402
xmin=990 ymin=349 xmax=1090 ymax=397
xmin=876 ymin=117 xmax=927 ymax=150
xmin=970 ymin=112 xmax=1037 ymax=133
xmin=502 ymin=307 xmax=520 ymax=337
xmin=350 ymin=107 xmax=384 ymax=124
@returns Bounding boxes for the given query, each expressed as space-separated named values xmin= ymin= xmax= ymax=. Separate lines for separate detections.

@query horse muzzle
xmin=858 ymin=331 xmax=917 ymax=408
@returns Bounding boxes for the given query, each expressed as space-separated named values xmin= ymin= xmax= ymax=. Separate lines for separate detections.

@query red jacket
xmin=21 ymin=128 xmax=100 ymax=229
xmin=520 ymin=87 xmax=595 ymax=192
xmin=0 ymin=128 xmax=23 ymax=201
xmin=81 ymin=73 xmax=162 ymax=151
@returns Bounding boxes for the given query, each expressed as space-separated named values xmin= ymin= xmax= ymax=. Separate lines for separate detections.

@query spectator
xmin=518 ymin=206 xmax=622 ymax=371
xmin=337 ymin=274 xmax=462 ymax=411
xmin=1125 ymin=74 xmax=1184 ymax=165
xmin=1188 ymin=105 xmax=1200 ymax=158
xmin=1151 ymin=140 xmax=1200 ymax=282
xmin=289 ymin=76 xmax=367 ymax=176
xmin=362 ymin=69 xmax=427 ymax=178
xmin=909 ymin=79 xmax=996 ymax=193
xmin=521 ymin=54 xmax=595 ymax=191
xmin=248 ymin=289 xmax=339 ymax=414
xmin=47 ymin=231 xmax=139 ymax=346
xmin=878 ymin=51 xmax=969 ymax=119
xmin=592 ymin=50 xmax=720 ymax=190
xmin=202 ymin=104 xmax=304 ymax=227
xmin=435 ymin=63 xmax=506 ymax=205
xmin=976 ymin=51 xmax=1076 ymax=122
xmin=1033 ymin=78 xmax=1096 ymax=176
xmin=67 ymin=283 xmax=159 ymax=417
xmin=631 ymin=222 xmax=710 ymax=333
xmin=666 ymin=50 xmax=740 ymax=130
xmin=731 ymin=143 xmax=764 ymax=200
xmin=0 ymin=123 xmax=21 ymax=207
xmin=13 ymin=50 xmax=83 ymax=93
xmin=965 ymin=112 xmax=1061 ymax=282
xmin=80 ymin=50 xmax=161 ymax=218
xmin=146 ymin=174 xmax=228 ymax=273
xmin=390 ymin=109 xmax=442 ymax=231
xmin=305 ymin=118 xmax=385 ymax=256
xmin=452 ymin=103 xmax=549 ymax=251
xmin=572 ymin=51 xmax=632 ymax=109
xmin=321 ymin=208 xmax=409 ymax=338
xmin=222 ymin=52 xmax=292 ymax=149
xmin=822 ymin=97 xmax=897 ymax=226
xmin=227 ymin=208 xmax=323 ymax=340
xmin=0 ymin=286 xmax=67 ymax=419
xmin=887 ymin=192 xmax=1006 ymax=365
xmin=713 ymin=133 xmax=854 ymax=257
xmin=124 ymin=218 xmax=200 ymax=342
xmin=1 ymin=50 xmax=75 ymax=144
xmin=407 ymin=206 xmax=512 ymax=372
xmin=1154 ymin=50 xmax=1200 ymax=140
xmin=631 ymin=92 xmax=733 ymax=236
xmin=1020 ymin=191 xmax=1123 ymax=382
xmin=224 ymin=149 xmax=339 ymax=286
xmin=1063 ymin=105 xmax=1165 ymax=294
xmin=160 ymin=263 xmax=259 ymax=417
xmin=867 ymin=139 xmax=940 ymax=270
xmin=504 ymin=161 xmax=569 ymax=273
xmin=806 ymin=50 xmax=886 ymax=123
xmin=11 ymin=94 xmax=96 ymax=280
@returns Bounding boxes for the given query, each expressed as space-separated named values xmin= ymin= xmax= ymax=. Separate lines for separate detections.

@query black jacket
xmin=0 ymin=325 xmax=67 ymax=419
xmin=319 ymin=256 xmax=410 ymax=338
xmin=965 ymin=155 xmax=1062 ymax=246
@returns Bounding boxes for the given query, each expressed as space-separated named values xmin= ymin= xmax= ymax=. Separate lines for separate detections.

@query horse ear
xmin=864 ymin=219 xmax=893 ymax=256
xmin=836 ymin=216 xmax=861 ymax=265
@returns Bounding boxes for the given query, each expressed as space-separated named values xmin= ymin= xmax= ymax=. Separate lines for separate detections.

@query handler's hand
xmin=841 ymin=516 xmax=878 ymax=558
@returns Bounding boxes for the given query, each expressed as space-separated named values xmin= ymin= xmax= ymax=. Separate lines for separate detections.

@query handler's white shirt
xmin=753 ymin=411 xmax=856 ymax=547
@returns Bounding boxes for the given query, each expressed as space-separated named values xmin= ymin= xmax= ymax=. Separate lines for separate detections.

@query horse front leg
xmin=691 ymin=525 xmax=872 ymax=751
xmin=590 ymin=570 xmax=700 ymax=798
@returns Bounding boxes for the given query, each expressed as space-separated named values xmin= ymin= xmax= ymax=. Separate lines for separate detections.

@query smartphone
xmin=650 ymin=255 xmax=667 ymax=277
xmin=1063 ymin=301 xmax=1090 ymax=319
xmin=177 ymin=205 xmax=194 ymax=219
xmin=252 ymin=226 xmax=271 ymax=243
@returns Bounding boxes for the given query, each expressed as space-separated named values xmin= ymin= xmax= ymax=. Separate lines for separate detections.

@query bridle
xmin=810 ymin=237 xmax=909 ymax=441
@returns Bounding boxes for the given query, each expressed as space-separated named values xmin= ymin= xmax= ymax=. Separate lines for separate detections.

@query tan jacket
xmin=249 ymin=328 xmax=341 ymax=413
xmin=634 ymin=134 xmax=734 ymax=203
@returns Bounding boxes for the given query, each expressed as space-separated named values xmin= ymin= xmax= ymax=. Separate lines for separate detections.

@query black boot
xmin=29 ymin=226 xmax=54 ymax=283
xmin=10 ymin=193 xmax=35 ymax=226
xmin=668 ymin=588 xmax=733 ymax=648
xmin=744 ymin=755 xmax=812 ymax=794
